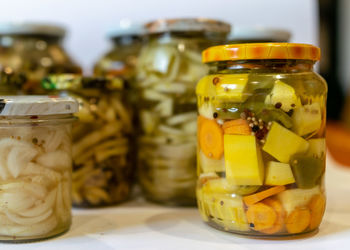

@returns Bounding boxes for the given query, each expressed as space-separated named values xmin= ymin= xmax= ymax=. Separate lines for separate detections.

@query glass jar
xmin=0 ymin=96 xmax=77 ymax=242
xmin=0 ymin=23 xmax=81 ymax=94
xmin=228 ymin=27 xmax=291 ymax=43
xmin=94 ymin=21 xmax=143 ymax=83
xmin=196 ymin=43 xmax=327 ymax=237
xmin=42 ymin=75 xmax=134 ymax=207
xmin=137 ymin=18 xmax=231 ymax=206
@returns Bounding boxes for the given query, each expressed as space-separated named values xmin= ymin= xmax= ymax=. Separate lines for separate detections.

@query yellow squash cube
xmin=196 ymin=74 xmax=249 ymax=102
xmin=263 ymin=122 xmax=309 ymax=163
xmin=265 ymin=161 xmax=295 ymax=185
xmin=224 ymin=135 xmax=264 ymax=185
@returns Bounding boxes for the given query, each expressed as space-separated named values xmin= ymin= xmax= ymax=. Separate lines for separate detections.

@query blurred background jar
xmin=93 ymin=20 xmax=144 ymax=87
xmin=42 ymin=75 xmax=134 ymax=207
xmin=0 ymin=69 xmax=26 ymax=95
xmin=0 ymin=22 xmax=81 ymax=94
xmin=136 ymin=18 xmax=231 ymax=206
xmin=228 ymin=27 xmax=291 ymax=43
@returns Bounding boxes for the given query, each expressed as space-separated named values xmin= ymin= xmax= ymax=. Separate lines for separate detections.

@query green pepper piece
xmin=257 ymin=108 xmax=293 ymax=128
xmin=290 ymin=154 xmax=324 ymax=189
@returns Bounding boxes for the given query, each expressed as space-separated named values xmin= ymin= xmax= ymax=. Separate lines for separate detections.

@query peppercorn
xmin=213 ymin=112 xmax=218 ymax=118
xmin=252 ymin=125 xmax=260 ymax=132
xmin=212 ymin=77 xmax=220 ymax=85
xmin=275 ymin=102 xmax=282 ymax=109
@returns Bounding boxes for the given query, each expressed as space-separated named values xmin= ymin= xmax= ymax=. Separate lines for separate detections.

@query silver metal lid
xmin=0 ymin=23 xmax=66 ymax=37
xmin=0 ymin=96 xmax=78 ymax=116
xmin=229 ymin=27 xmax=291 ymax=42
xmin=145 ymin=18 xmax=231 ymax=35
xmin=107 ymin=19 xmax=144 ymax=38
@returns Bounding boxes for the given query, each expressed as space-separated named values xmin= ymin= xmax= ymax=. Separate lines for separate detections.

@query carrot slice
xmin=246 ymin=202 xmax=277 ymax=231
xmin=286 ymin=207 xmax=311 ymax=234
xmin=222 ymin=119 xmax=249 ymax=130
xmin=198 ymin=116 xmax=224 ymax=159
xmin=243 ymin=186 xmax=286 ymax=206
xmin=223 ymin=120 xmax=251 ymax=135
xmin=308 ymin=194 xmax=326 ymax=230
xmin=260 ymin=198 xmax=286 ymax=234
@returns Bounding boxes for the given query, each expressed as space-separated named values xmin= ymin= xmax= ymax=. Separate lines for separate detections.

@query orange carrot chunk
xmin=286 ymin=207 xmax=311 ymax=234
xmin=198 ymin=116 xmax=224 ymax=159
xmin=222 ymin=119 xmax=251 ymax=135
xmin=243 ymin=186 xmax=286 ymax=206
xmin=308 ymin=194 xmax=326 ymax=230
xmin=246 ymin=203 xmax=277 ymax=231
xmin=260 ymin=198 xmax=286 ymax=234
xmin=222 ymin=119 xmax=249 ymax=130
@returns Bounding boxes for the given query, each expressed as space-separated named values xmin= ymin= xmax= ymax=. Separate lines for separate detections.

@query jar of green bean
xmin=42 ymin=75 xmax=134 ymax=207
xmin=136 ymin=18 xmax=231 ymax=206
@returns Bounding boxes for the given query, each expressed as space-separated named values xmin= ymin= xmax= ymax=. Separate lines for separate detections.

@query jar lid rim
xmin=145 ymin=18 xmax=231 ymax=35
xmin=202 ymin=43 xmax=320 ymax=63
xmin=0 ymin=22 xmax=66 ymax=37
xmin=0 ymin=96 xmax=78 ymax=116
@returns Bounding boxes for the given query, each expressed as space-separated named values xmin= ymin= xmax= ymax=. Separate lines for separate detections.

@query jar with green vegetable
xmin=136 ymin=18 xmax=231 ymax=206
xmin=0 ymin=23 xmax=81 ymax=94
xmin=42 ymin=75 xmax=134 ymax=207
xmin=196 ymin=43 xmax=327 ymax=237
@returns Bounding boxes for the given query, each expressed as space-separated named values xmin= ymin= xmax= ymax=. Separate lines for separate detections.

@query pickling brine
xmin=0 ymin=96 xmax=77 ymax=242
xmin=137 ymin=18 xmax=230 ymax=206
xmin=196 ymin=43 xmax=327 ymax=237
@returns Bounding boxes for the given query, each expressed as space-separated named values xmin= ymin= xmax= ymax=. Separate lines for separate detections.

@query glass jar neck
xmin=147 ymin=31 xmax=227 ymax=43
xmin=111 ymin=35 xmax=143 ymax=47
xmin=0 ymin=34 xmax=62 ymax=48
xmin=209 ymin=60 xmax=316 ymax=74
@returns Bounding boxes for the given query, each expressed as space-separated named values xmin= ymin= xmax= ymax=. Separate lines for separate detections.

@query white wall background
xmin=0 ymin=0 xmax=319 ymax=73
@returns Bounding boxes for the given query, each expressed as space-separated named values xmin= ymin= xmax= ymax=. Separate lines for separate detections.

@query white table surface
xmin=3 ymin=155 xmax=350 ymax=250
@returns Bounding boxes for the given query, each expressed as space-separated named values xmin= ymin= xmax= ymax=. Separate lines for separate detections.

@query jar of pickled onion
xmin=196 ymin=43 xmax=327 ymax=237
xmin=0 ymin=96 xmax=77 ymax=242
xmin=137 ymin=18 xmax=231 ymax=206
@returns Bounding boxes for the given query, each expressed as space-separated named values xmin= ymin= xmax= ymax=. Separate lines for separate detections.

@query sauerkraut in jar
xmin=137 ymin=18 xmax=230 ymax=206
xmin=42 ymin=75 xmax=134 ymax=207
xmin=196 ymin=43 xmax=327 ymax=237
xmin=0 ymin=96 xmax=77 ymax=242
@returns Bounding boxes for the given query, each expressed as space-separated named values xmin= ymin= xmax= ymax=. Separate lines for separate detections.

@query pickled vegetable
xmin=265 ymin=161 xmax=295 ymax=186
xmin=290 ymin=155 xmax=324 ymax=189
xmin=196 ymin=72 xmax=326 ymax=236
xmin=137 ymin=27 xmax=229 ymax=206
xmin=265 ymin=80 xmax=301 ymax=112
xmin=0 ymin=23 xmax=81 ymax=94
xmin=262 ymin=122 xmax=309 ymax=163
xmin=224 ymin=135 xmax=264 ymax=185
xmin=43 ymin=76 xmax=133 ymax=207
xmin=0 ymin=124 xmax=72 ymax=239
xmin=292 ymin=103 xmax=322 ymax=136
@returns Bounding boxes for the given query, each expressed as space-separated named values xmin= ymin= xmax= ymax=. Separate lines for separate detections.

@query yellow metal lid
xmin=202 ymin=43 xmax=320 ymax=63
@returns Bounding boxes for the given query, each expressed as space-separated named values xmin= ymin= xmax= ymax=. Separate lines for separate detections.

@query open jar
xmin=0 ymin=96 xmax=78 ymax=242
xmin=42 ymin=75 xmax=134 ymax=207
xmin=196 ymin=43 xmax=327 ymax=237
xmin=0 ymin=23 xmax=81 ymax=94
xmin=136 ymin=18 xmax=230 ymax=206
